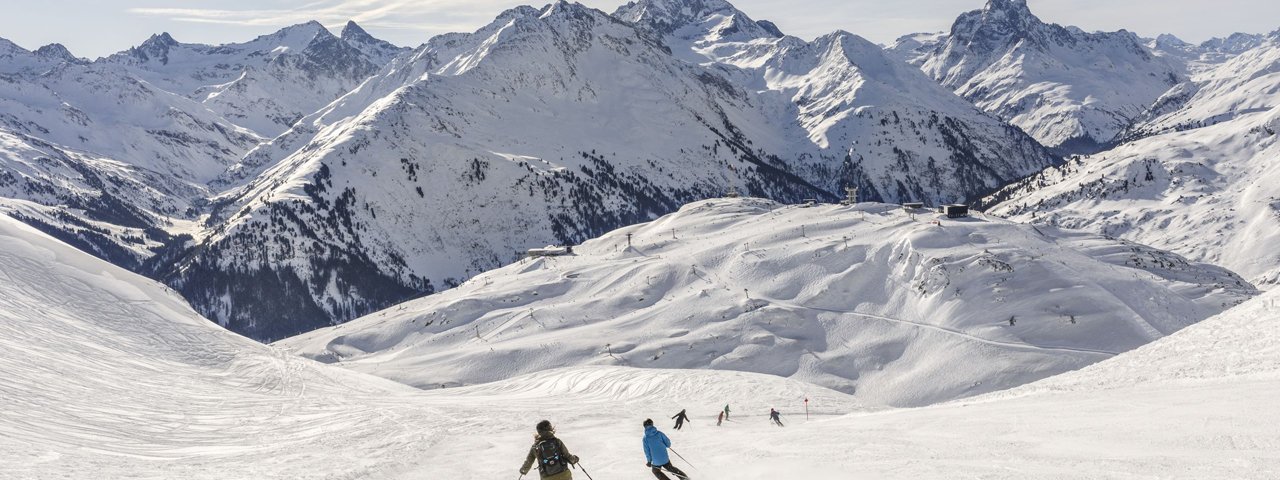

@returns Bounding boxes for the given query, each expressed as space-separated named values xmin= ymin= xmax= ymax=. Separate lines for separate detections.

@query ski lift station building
xmin=940 ymin=204 xmax=970 ymax=218
xmin=526 ymin=245 xmax=573 ymax=258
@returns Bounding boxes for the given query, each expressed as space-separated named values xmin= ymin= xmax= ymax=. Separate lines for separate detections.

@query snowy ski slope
xmin=281 ymin=198 xmax=1254 ymax=407
xmin=3 ymin=211 xmax=1278 ymax=479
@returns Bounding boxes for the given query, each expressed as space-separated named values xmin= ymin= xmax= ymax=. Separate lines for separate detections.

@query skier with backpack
xmin=520 ymin=420 xmax=580 ymax=479
xmin=643 ymin=419 xmax=690 ymax=479
xmin=671 ymin=409 xmax=690 ymax=430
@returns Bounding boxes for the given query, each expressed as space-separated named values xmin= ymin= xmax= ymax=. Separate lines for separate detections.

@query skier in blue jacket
xmin=642 ymin=419 xmax=689 ymax=479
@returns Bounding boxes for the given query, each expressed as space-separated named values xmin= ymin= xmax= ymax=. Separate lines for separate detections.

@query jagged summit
xmin=1200 ymin=32 xmax=1267 ymax=55
xmin=950 ymin=0 xmax=1041 ymax=52
xmin=919 ymin=0 xmax=1182 ymax=153
xmin=340 ymin=20 xmax=373 ymax=41
xmin=614 ymin=0 xmax=781 ymax=41
xmin=128 ymin=32 xmax=179 ymax=63
xmin=0 ymin=38 xmax=87 ymax=73
xmin=250 ymin=20 xmax=333 ymax=50
xmin=339 ymin=20 xmax=408 ymax=65
xmin=33 ymin=43 xmax=81 ymax=62
xmin=144 ymin=32 xmax=179 ymax=47
xmin=984 ymin=0 xmax=1029 ymax=12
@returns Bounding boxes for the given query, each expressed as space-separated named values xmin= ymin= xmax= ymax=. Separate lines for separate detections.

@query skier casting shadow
xmin=769 ymin=408 xmax=784 ymax=427
xmin=671 ymin=409 xmax=690 ymax=430
xmin=643 ymin=418 xmax=690 ymax=479
xmin=520 ymin=420 xmax=580 ymax=480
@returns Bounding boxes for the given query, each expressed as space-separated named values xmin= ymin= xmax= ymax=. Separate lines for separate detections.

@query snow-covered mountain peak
xmin=614 ymin=0 xmax=781 ymax=43
xmin=338 ymin=19 xmax=408 ymax=65
xmin=101 ymin=19 xmax=394 ymax=138
xmin=33 ymin=43 xmax=82 ymax=63
xmin=127 ymin=32 xmax=180 ymax=63
xmin=0 ymin=38 xmax=86 ymax=74
xmin=980 ymin=0 xmax=1031 ymax=18
xmin=616 ymin=0 xmax=741 ymax=24
xmin=250 ymin=20 xmax=331 ymax=52
xmin=954 ymin=0 xmax=1037 ymax=44
xmin=1201 ymin=32 xmax=1268 ymax=55
xmin=340 ymin=20 xmax=371 ymax=40
xmin=1154 ymin=33 xmax=1191 ymax=49
xmin=919 ymin=0 xmax=1180 ymax=153
xmin=814 ymin=30 xmax=892 ymax=65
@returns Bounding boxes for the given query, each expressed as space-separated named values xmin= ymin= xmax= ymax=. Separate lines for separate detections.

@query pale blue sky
xmin=2 ymin=0 xmax=1277 ymax=59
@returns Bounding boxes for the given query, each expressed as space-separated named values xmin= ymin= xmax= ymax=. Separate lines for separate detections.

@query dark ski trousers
xmin=674 ymin=418 xmax=684 ymax=430
xmin=651 ymin=462 xmax=688 ymax=480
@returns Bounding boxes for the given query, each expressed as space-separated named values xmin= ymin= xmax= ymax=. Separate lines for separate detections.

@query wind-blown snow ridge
xmin=280 ymin=197 xmax=1254 ymax=407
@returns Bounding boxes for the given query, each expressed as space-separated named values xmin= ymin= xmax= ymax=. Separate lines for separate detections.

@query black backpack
xmin=536 ymin=439 xmax=568 ymax=476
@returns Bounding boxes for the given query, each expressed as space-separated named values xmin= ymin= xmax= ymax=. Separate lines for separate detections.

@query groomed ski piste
xmin=4 ymin=205 xmax=1279 ymax=479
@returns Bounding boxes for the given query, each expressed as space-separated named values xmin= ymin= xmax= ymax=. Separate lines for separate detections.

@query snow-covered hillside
xmin=1128 ymin=34 xmax=1280 ymax=139
xmin=0 ymin=129 xmax=205 ymax=269
xmin=0 ymin=61 xmax=261 ymax=185
xmin=886 ymin=31 xmax=946 ymax=65
xmin=985 ymin=104 xmax=1280 ymax=287
xmin=0 ymin=211 xmax=856 ymax=478
xmin=3 ymin=210 xmax=1277 ymax=478
xmin=279 ymin=198 xmax=1254 ymax=407
xmin=0 ymin=212 xmax=434 ymax=478
xmin=914 ymin=0 xmax=1183 ymax=153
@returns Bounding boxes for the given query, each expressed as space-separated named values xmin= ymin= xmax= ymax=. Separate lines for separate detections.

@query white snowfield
xmin=281 ymin=198 xmax=1254 ymax=407
xmin=3 ymin=211 xmax=1279 ymax=479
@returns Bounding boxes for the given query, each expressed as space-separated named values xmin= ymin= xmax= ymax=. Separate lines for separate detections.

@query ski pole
xmin=578 ymin=462 xmax=596 ymax=480
xmin=668 ymin=447 xmax=703 ymax=473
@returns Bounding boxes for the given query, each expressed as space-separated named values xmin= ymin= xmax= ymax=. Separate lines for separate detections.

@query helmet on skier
xmin=643 ymin=418 xmax=654 ymax=427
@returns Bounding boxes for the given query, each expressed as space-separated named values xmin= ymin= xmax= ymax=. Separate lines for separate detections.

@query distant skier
xmin=643 ymin=419 xmax=690 ymax=480
xmin=520 ymin=420 xmax=579 ymax=479
xmin=671 ymin=409 xmax=690 ymax=430
xmin=716 ymin=411 xmax=724 ymax=426
xmin=723 ymin=404 xmax=731 ymax=420
xmin=769 ymin=408 xmax=784 ymax=427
